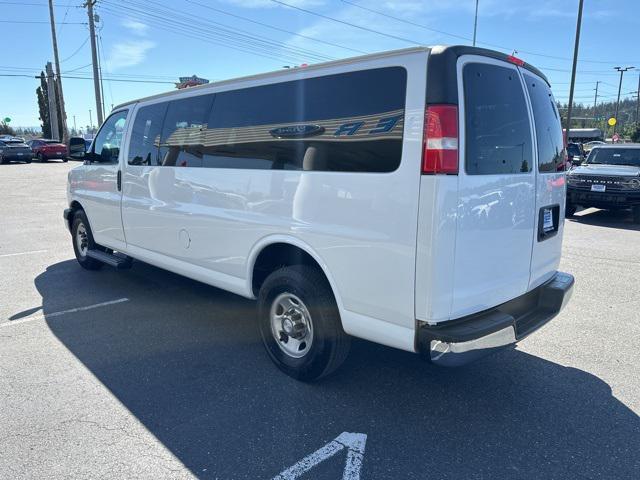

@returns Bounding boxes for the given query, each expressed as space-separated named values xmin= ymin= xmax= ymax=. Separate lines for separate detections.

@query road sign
xmin=3 ymin=117 xmax=10 ymax=123
xmin=608 ymin=117 xmax=617 ymax=126
xmin=612 ymin=133 xmax=620 ymax=142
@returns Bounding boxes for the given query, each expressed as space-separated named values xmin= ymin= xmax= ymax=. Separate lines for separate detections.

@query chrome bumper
xmin=419 ymin=271 xmax=574 ymax=367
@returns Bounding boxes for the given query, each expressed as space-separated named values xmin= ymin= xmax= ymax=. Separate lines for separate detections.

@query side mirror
xmin=68 ymin=137 xmax=87 ymax=160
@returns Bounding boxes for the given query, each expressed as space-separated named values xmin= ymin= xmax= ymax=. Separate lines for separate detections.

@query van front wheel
xmin=71 ymin=210 xmax=103 ymax=270
xmin=258 ymin=265 xmax=350 ymax=381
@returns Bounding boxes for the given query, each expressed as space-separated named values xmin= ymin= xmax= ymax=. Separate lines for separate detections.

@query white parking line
xmin=0 ymin=249 xmax=48 ymax=258
xmin=272 ymin=432 xmax=367 ymax=480
xmin=1 ymin=298 xmax=130 ymax=328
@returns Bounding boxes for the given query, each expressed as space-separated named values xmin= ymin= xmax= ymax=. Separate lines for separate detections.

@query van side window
xmin=128 ymin=103 xmax=167 ymax=166
xmin=158 ymin=94 xmax=214 ymax=168
xmin=92 ymin=110 xmax=128 ymax=163
xmin=463 ymin=63 xmax=533 ymax=175
xmin=202 ymin=67 xmax=407 ymax=172
xmin=523 ymin=73 xmax=565 ymax=172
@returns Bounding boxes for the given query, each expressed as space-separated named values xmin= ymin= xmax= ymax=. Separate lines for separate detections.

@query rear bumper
xmin=568 ymin=187 xmax=640 ymax=207
xmin=2 ymin=152 xmax=32 ymax=160
xmin=417 ymin=271 xmax=574 ymax=367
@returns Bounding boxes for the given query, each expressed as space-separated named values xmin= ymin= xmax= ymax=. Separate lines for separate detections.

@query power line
xmin=339 ymin=0 xmax=640 ymax=66
xmin=185 ymin=0 xmax=368 ymax=55
xmin=0 ymin=1 xmax=77 ymax=5
xmin=0 ymin=73 xmax=175 ymax=84
xmin=104 ymin=0 xmax=336 ymax=63
xmin=99 ymin=0 xmax=332 ymax=65
xmin=0 ymin=19 xmax=85 ymax=24
xmin=270 ymin=0 xmax=420 ymax=46
xmin=60 ymin=35 xmax=89 ymax=63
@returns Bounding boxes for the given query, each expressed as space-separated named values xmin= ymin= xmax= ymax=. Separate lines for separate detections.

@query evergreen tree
xmin=36 ymin=71 xmax=51 ymax=138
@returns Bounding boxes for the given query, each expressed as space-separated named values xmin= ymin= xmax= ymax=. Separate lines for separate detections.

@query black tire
xmin=37 ymin=152 xmax=46 ymax=163
xmin=633 ymin=207 xmax=640 ymax=224
xmin=71 ymin=210 xmax=103 ymax=270
xmin=566 ymin=203 xmax=577 ymax=218
xmin=63 ymin=157 xmax=68 ymax=163
xmin=0 ymin=154 xmax=6 ymax=165
xmin=258 ymin=265 xmax=350 ymax=381
xmin=25 ymin=158 xmax=32 ymax=164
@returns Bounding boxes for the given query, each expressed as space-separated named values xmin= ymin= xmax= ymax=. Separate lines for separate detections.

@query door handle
xmin=117 ymin=169 xmax=122 ymax=192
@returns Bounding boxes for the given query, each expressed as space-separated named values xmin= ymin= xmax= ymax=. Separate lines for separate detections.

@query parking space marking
xmin=0 ymin=249 xmax=48 ymax=258
xmin=272 ymin=432 xmax=367 ymax=480
xmin=1 ymin=298 xmax=130 ymax=328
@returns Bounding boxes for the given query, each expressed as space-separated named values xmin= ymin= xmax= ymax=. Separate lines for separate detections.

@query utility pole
xmin=89 ymin=109 xmax=93 ymax=128
xmin=636 ymin=74 xmax=640 ymax=125
xmin=614 ymin=66 xmax=634 ymax=134
xmin=593 ymin=81 xmax=600 ymax=130
xmin=73 ymin=115 xmax=77 ymax=134
xmin=85 ymin=0 xmax=104 ymax=125
xmin=45 ymin=62 xmax=59 ymax=140
xmin=564 ymin=0 xmax=583 ymax=145
xmin=472 ymin=0 xmax=479 ymax=46
xmin=48 ymin=0 xmax=69 ymax=143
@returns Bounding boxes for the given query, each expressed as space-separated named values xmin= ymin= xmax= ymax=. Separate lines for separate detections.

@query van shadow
xmin=31 ymin=260 xmax=640 ymax=479
xmin=568 ymin=207 xmax=640 ymax=231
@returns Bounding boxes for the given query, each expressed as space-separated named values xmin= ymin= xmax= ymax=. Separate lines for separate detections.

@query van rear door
xmin=521 ymin=71 xmax=566 ymax=289
xmin=450 ymin=56 xmax=537 ymax=319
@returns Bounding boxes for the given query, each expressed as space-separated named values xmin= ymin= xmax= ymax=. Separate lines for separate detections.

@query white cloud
xmin=106 ymin=40 xmax=155 ymax=70
xmin=122 ymin=18 xmax=149 ymax=35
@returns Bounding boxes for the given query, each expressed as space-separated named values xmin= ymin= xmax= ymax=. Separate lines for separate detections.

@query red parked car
xmin=27 ymin=139 xmax=68 ymax=162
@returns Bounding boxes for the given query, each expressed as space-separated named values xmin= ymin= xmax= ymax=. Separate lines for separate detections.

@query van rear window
xmin=463 ymin=62 xmax=533 ymax=175
xmin=523 ymin=73 xmax=565 ymax=172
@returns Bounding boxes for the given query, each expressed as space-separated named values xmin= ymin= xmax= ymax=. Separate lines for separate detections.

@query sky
xmin=1 ymin=0 xmax=639 ymax=130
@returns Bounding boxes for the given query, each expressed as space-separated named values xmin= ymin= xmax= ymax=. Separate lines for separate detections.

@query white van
xmin=64 ymin=46 xmax=574 ymax=380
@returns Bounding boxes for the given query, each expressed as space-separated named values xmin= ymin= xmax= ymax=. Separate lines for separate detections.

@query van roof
xmin=113 ymin=45 xmax=550 ymax=111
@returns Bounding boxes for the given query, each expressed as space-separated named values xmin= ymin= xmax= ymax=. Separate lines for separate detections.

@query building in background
xmin=176 ymin=75 xmax=210 ymax=89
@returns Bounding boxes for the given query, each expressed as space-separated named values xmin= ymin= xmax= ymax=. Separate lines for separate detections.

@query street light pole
xmin=614 ymin=66 xmax=634 ymax=134
xmin=564 ymin=0 xmax=584 ymax=145
xmin=593 ymin=81 xmax=600 ymax=128
xmin=636 ymin=74 xmax=640 ymax=125
xmin=472 ymin=0 xmax=479 ymax=46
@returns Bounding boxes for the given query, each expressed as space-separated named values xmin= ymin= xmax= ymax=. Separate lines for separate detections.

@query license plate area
xmin=591 ymin=184 xmax=606 ymax=192
xmin=538 ymin=204 xmax=560 ymax=241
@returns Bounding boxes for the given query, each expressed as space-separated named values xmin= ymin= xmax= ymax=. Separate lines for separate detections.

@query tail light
xmin=422 ymin=104 xmax=459 ymax=175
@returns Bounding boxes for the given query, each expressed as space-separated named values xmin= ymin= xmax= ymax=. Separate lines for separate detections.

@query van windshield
xmin=586 ymin=148 xmax=640 ymax=167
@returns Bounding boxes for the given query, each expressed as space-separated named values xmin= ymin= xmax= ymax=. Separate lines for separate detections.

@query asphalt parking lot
xmin=1 ymin=161 xmax=639 ymax=479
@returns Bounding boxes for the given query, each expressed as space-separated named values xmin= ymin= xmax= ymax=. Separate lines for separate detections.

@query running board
xmin=86 ymin=249 xmax=133 ymax=269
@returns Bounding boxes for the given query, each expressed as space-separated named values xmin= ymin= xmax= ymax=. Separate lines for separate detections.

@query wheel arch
xmin=67 ymin=200 xmax=85 ymax=230
xmin=247 ymin=236 xmax=344 ymax=311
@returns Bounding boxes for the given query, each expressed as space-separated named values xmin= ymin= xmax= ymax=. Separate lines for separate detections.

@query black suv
xmin=566 ymin=144 xmax=640 ymax=223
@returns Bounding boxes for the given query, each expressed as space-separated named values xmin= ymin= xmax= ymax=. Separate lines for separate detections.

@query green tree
xmin=36 ymin=71 xmax=51 ymax=138
xmin=631 ymin=126 xmax=640 ymax=143
xmin=0 ymin=121 xmax=15 ymax=136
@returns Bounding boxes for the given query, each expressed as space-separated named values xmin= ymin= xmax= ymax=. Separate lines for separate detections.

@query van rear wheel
xmin=258 ymin=265 xmax=350 ymax=381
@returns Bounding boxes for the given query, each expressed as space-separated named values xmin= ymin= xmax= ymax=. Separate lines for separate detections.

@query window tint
xmin=464 ymin=63 xmax=533 ymax=175
xmin=158 ymin=94 xmax=214 ymax=168
xmin=524 ymin=73 xmax=565 ymax=172
xmin=92 ymin=110 xmax=127 ymax=163
xmin=202 ymin=67 xmax=406 ymax=172
xmin=128 ymin=103 xmax=167 ymax=165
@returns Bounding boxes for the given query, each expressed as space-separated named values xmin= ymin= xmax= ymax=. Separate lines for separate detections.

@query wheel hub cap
xmin=270 ymin=293 xmax=313 ymax=358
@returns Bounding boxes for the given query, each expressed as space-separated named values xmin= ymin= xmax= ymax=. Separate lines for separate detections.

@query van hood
xmin=570 ymin=164 xmax=640 ymax=177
